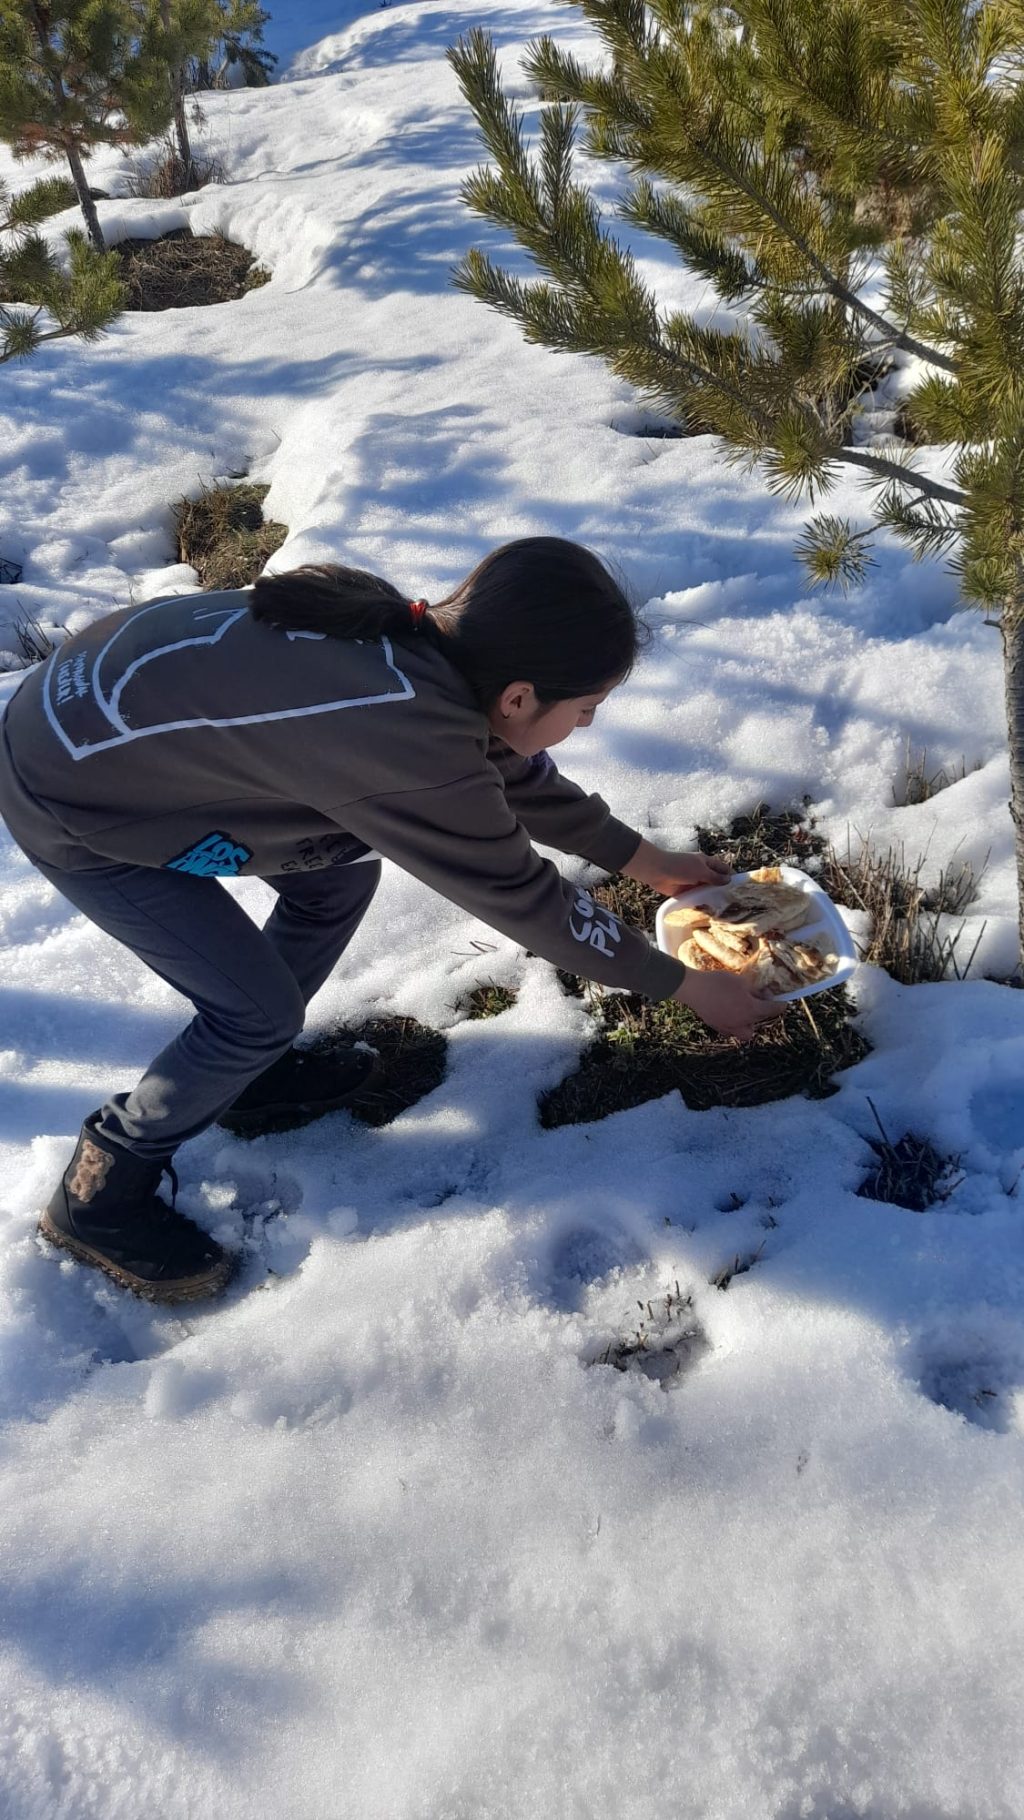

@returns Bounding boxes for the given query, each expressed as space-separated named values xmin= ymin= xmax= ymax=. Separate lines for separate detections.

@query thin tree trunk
xmin=1002 ymin=587 xmax=1024 ymax=975
xmin=160 ymin=3 xmax=194 ymax=186
xmin=64 ymin=141 xmax=105 ymax=251
xmin=28 ymin=5 xmax=105 ymax=250
xmin=173 ymin=81 xmax=193 ymax=184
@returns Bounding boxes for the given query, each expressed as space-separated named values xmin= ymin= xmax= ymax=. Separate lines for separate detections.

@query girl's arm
xmin=327 ymin=750 xmax=777 ymax=1037
xmin=328 ymin=767 xmax=682 ymax=1000
xmin=487 ymin=741 xmax=641 ymax=870
xmin=328 ymin=766 xmax=778 ymax=1042
xmin=490 ymin=748 xmax=733 ymax=896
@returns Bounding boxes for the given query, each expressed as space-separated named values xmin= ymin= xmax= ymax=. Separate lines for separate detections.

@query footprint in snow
xmin=911 ymin=1318 xmax=1024 ymax=1433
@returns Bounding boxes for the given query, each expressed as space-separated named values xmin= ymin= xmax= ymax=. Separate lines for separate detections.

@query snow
xmin=2 ymin=3 xmax=1024 ymax=1816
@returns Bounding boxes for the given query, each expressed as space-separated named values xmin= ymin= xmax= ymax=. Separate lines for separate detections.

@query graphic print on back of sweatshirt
xmin=43 ymin=597 xmax=415 ymax=762
xmin=165 ymin=831 xmax=254 ymax=876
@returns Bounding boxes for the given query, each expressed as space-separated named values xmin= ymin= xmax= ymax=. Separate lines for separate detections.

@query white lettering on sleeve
xmin=568 ymin=888 xmax=624 ymax=958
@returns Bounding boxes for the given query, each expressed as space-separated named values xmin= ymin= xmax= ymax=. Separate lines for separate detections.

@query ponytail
xmin=249 ymin=538 xmax=648 ymax=705
xmin=250 ymin=564 xmax=412 ymax=641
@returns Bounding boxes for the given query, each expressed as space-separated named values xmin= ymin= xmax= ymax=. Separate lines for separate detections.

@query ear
xmin=495 ymin=681 xmax=537 ymax=720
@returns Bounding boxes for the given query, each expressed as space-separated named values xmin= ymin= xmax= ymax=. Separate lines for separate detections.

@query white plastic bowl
xmin=654 ymin=863 xmax=858 ymax=1002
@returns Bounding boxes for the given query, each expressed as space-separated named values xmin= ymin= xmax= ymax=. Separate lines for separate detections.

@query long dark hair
xmin=249 ymin=537 xmax=647 ymax=705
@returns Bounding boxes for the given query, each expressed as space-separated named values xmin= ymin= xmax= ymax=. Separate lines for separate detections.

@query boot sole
xmin=217 ymin=1056 xmax=384 ymax=1135
xmin=37 ymin=1212 xmax=236 ymax=1305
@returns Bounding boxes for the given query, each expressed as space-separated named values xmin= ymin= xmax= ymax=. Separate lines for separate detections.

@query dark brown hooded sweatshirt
xmin=0 ymin=590 xmax=686 ymax=1000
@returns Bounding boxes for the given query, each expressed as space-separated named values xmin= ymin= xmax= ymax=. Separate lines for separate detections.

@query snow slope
xmin=1 ymin=4 xmax=1023 ymax=1816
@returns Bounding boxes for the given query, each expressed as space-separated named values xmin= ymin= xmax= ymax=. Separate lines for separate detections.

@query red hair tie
xmin=408 ymin=598 xmax=429 ymax=628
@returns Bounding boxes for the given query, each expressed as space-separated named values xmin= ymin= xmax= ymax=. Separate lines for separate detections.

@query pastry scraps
xmin=663 ymin=866 xmax=838 ymax=995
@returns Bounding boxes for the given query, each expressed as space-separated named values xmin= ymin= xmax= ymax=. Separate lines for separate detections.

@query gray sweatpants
xmin=28 ymin=852 xmax=382 ymax=1160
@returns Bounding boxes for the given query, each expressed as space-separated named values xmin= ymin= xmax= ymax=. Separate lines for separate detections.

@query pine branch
xmin=794 ymin=514 xmax=878 ymax=589
xmin=539 ymin=7 xmax=959 ymax=368
xmin=873 ymin=486 xmax=963 ymax=558
xmin=2 ymin=174 xmax=78 ymax=229
xmin=0 ymin=307 xmax=57 ymax=362
xmin=688 ymin=124 xmax=958 ymax=371
xmin=448 ymin=30 xmax=537 ymax=194
xmin=836 ymin=444 xmax=968 ymax=507
xmin=621 ymin=180 xmax=756 ymax=299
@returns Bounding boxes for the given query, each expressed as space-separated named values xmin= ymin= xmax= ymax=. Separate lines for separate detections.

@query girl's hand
xmin=672 ymin=969 xmax=780 ymax=1043
xmin=623 ymin=838 xmax=733 ymax=899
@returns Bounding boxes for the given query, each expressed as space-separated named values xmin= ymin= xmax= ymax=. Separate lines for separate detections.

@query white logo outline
xmin=43 ymin=601 xmax=415 ymax=762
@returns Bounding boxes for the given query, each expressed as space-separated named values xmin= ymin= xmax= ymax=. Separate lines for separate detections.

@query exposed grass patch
xmin=115 ymin=228 xmax=270 ymax=310
xmin=230 ymin=1017 xmax=446 ymax=1136
xmin=173 ymin=481 xmax=287 ymax=590
xmin=592 ymin=872 xmax=662 ymax=931
xmin=462 ymin=984 xmax=519 ymax=1019
xmin=697 ymin=798 xmax=826 ymax=871
xmin=548 ymin=810 xmax=864 ymax=1123
xmin=539 ymin=983 xmax=867 ymax=1127
xmin=612 ymin=411 xmax=715 ymax=439
xmin=820 ymin=838 xmax=985 ymax=982
xmin=857 ymin=1099 xmax=962 ymax=1212
xmin=313 ymin=1015 xmax=448 ymax=1128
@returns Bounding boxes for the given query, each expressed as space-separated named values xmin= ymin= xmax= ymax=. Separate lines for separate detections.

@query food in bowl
xmin=662 ymin=866 xmax=838 ymax=995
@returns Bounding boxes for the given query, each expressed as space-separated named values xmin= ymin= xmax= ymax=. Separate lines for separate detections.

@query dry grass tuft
xmin=857 ymin=1099 xmax=962 ymax=1211
xmin=0 ymin=611 xmax=62 ymax=671
xmin=115 ymin=228 xmax=270 ymax=310
xmin=710 ymin=1242 xmax=767 ymax=1290
xmin=592 ymin=872 xmax=662 ymax=931
xmin=593 ymin=1283 xmax=710 ymax=1388
xmin=173 ymin=481 xmax=287 ymax=590
xmin=893 ymin=741 xmax=981 ymax=808
xmin=820 ymin=838 xmax=985 ymax=983
xmin=125 ymin=144 xmax=225 ymax=199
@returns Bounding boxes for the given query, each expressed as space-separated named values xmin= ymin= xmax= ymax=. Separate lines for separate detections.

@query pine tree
xmin=190 ymin=2 xmax=276 ymax=91
xmin=1 ymin=175 xmax=124 ymax=362
xmin=0 ymin=2 xmax=180 ymax=250
xmin=449 ymin=0 xmax=1024 ymax=970
xmin=160 ymin=1 xmax=225 ymax=187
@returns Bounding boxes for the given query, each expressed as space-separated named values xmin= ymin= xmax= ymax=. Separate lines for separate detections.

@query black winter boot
xmin=39 ymin=1115 xmax=234 ymax=1303
xmin=217 ymin=1043 xmax=382 ymax=1136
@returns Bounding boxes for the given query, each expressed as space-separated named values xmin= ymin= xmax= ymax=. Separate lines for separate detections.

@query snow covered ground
xmin=2 ymin=4 xmax=1024 ymax=1816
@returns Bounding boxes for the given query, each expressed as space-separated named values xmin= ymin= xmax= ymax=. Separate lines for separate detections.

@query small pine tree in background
xmin=160 ymin=1 xmax=227 ymax=189
xmin=1 ymin=176 xmax=124 ymax=362
xmin=0 ymin=1 xmax=182 ymax=250
xmin=449 ymin=0 xmax=1024 ymax=970
xmin=190 ymin=2 xmax=276 ymax=91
